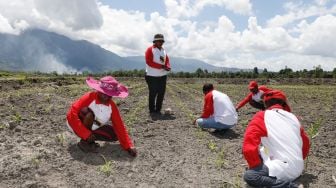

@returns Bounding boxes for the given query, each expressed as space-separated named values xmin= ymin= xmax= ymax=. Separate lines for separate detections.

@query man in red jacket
xmin=66 ymin=76 xmax=137 ymax=156
xmin=236 ymin=81 xmax=271 ymax=111
xmin=145 ymin=34 xmax=171 ymax=114
xmin=193 ymin=83 xmax=238 ymax=132
xmin=242 ymin=90 xmax=309 ymax=188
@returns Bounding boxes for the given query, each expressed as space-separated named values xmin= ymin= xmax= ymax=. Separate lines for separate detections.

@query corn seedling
xmin=31 ymin=157 xmax=40 ymax=168
xmin=207 ymin=140 xmax=217 ymax=152
xmin=240 ymin=119 xmax=249 ymax=129
xmin=99 ymin=154 xmax=114 ymax=176
xmin=11 ymin=112 xmax=22 ymax=123
xmin=307 ymin=118 xmax=323 ymax=139
xmin=56 ymin=133 xmax=66 ymax=145
xmin=215 ymin=148 xmax=227 ymax=168
xmin=0 ymin=123 xmax=6 ymax=130
xmin=195 ymin=127 xmax=207 ymax=139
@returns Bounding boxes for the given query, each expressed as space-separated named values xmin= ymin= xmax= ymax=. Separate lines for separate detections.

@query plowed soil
xmin=0 ymin=77 xmax=335 ymax=188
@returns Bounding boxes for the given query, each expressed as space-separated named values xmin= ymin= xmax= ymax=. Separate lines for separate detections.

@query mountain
xmin=0 ymin=29 xmax=240 ymax=73
xmin=124 ymin=56 xmax=241 ymax=72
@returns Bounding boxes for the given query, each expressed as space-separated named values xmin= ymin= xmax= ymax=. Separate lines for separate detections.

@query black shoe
xmin=212 ymin=129 xmax=228 ymax=134
xmin=77 ymin=140 xmax=98 ymax=153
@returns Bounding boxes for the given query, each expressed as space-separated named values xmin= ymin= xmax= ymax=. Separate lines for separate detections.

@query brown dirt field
xmin=0 ymin=77 xmax=335 ymax=188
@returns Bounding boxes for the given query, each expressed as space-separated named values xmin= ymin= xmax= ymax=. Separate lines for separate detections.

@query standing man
xmin=236 ymin=81 xmax=272 ymax=111
xmin=242 ymin=90 xmax=310 ymax=188
xmin=145 ymin=33 xmax=171 ymax=114
xmin=194 ymin=83 xmax=238 ymax=132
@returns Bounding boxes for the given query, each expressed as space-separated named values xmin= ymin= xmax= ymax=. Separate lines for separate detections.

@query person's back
xmin=262 ymin=108 xmax=304 ymax=180
xmin=212 ymin=90 xmax=238 ymax=125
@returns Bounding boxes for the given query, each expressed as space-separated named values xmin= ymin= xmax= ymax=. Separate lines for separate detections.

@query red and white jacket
xmin=66 ymin=92 xmax=133 ymax=150
xmin=145 ymin=45 xmax=170 ymax=77
xmin=236 ymin=86 xmax=271 ymax=110
xmin=201 ymin=90 xmax=238 ymax=125
xmin=243 ymin=104 xmax=310 ymax=180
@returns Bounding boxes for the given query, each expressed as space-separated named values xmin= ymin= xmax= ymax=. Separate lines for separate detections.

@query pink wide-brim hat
xmin=86 ymin=76 xmax=128 ymax=98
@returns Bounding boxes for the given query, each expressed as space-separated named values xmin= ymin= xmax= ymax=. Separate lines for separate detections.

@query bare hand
xmin=127 ymin=147 xmax=137 ymax=157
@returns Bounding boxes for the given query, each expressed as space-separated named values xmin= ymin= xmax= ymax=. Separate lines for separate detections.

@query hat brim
xmin=86 ymin=78 xmax=128 ymax=98
xmin=153 ymin=39 xmax=165 ymax=43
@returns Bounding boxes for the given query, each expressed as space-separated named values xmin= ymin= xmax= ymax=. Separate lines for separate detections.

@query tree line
xmin=1 ymin=65 xmax=335 ymax=79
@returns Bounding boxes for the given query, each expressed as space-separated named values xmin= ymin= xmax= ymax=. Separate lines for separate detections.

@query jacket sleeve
xmin=110 ymin=101 xmax=134 ymax=150
xmin=242 ymin=111 xmax=267 ymax=169
xmin=300 ymin=126 xmax=310 ymax=159
xmin=259 ymin=85 xmax=271 ymax=92
xmin=236 ymin=93 xmax=252 ymax=110
xmin=165 ymin=54 xmax=171 ymax=69
xmin=201 ymin=92 xmax=214 ymax=118
xmin=145 ymin=46 xmax=163 ymax=69
xmin=66 ymin=92 xmax=95 ymax=140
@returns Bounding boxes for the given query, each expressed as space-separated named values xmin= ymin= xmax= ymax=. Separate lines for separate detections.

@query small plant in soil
xmin=240 ymin=119 xmax=249 ymax=129
xmin=307 ymin=118 xmax=323 ymax=139
xmin=215 ymin=148 xmax=227 ymax=168
xmin=207 ymin=140 xmax=217 ymax=152
xmin=99 ymin=154 xmax=114 ymax=176
xmin=11 ymin=112 xmax=22 ymax=123
xmin=56 ymin=133 xmax=66 ymax=145
xmin=31 ymin=157 xmax=40 ymax=168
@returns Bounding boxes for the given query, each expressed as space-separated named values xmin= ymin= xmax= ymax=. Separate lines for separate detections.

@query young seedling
xmin=99 ymin=154 xmax=114 ymax=176
xmin=307 ymin=118 xmax=323 ymax=139
xmin=56 ymin=133 xmax=66 ymax=146
xmin=215 ymin=148 xmax=227 ymax=168
xmin=31 ymin=156 xmax=40 ymax=169
xmin=207 ymin=140 xmax=217 ymax=152
xmin=11 ymin=112 xmax=22 ymax=123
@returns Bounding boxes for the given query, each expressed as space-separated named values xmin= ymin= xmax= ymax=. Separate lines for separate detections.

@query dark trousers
xmin=145 ymin=75 xmax=167 ymax=113
xmin=249 ymin=100 xmax=266 ymax=110
xmin=244 ymin=164 xmax=298 ymax=188
xmin=79 ymin=107 xmax=118 ymax=142
xmin=92 ymin=125 xmax=118 ymax=142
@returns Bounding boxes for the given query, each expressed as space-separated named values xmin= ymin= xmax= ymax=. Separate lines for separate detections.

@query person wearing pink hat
xmin=145 ymin=34 xmax=171 ymax=114
xmin=66 ymin=76 xmax=137 ymax=156
xmin=236 ymin=80 xmax=271 ymax=111
xmin=242 ymin=90 xmax=309 ymax=188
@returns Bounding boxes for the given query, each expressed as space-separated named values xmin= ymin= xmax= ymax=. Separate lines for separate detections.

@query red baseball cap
xmin=263 ymin=90 xmax=291 ymax=112
xmin=248 ymin=81 xmax=258 ymax=90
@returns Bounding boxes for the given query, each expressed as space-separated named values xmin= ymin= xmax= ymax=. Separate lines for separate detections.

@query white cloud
xmin=267 ymin=0 xmax=336 ymax=27
xmin=164 ymin=0 xmax=252 ymax=19
xmin=0 ymin=0 xmax=335 ymax=72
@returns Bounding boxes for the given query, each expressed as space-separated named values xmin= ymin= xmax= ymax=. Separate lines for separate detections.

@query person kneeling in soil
xmin=236 ymin=80 xmax=272 ymax=112
xmin=66 ymin=76 xmax=137 ymax=157
xmin=193 ymin=83 xmax=238 ymax=132
xmin=242 ymin=90 xmax=310 ymax=188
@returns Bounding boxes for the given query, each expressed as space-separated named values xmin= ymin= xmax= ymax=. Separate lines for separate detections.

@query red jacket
xmin=66 ymin=92 xmax=133 ymax=150
xmin=242 ymin=104 xmax=310 ymax=169
xmin=145 ymin=45 xmax=170 ymax=69
xmin=236 ymin=85 xmax=271 ymax=110
xmin=201 ymin=91 xmax=214 ymax=118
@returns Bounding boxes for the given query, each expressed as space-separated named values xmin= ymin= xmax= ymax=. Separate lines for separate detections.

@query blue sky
xmin=0 ymin=0 xmax=335 ymax=72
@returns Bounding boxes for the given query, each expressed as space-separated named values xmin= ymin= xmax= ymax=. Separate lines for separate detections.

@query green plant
xmin=11 ymin=112 xmax=22 ymax=123
xmin=215 ymin=148 xmax=227 ymax=168
xmin=240 ymin=119 xmax=249 ymax=129
xmin=56 ymin=133 xmax=66 ymax=145
xmin=99 ymin=154 xmax=114 ymax=176
xmin=307 ymin=118 xmax=323 ymax=139
xmin=207 ymin=140 xmax=217 ymax=152
xmin=31 ymin=157 xmax=40 ymax=168
xmin=195 ymin=127 xmax=207 ymax=139
xmin=0 ymin=123 xmax=6 ymax=130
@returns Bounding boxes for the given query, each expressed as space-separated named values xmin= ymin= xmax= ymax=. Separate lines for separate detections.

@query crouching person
xmin=193 ymin=83 xmax=238 ymax=133
xmin=242 ymin=90 xmax=310 ymax=188
xmin=66 ymin=76 xmax=137 ymax=157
